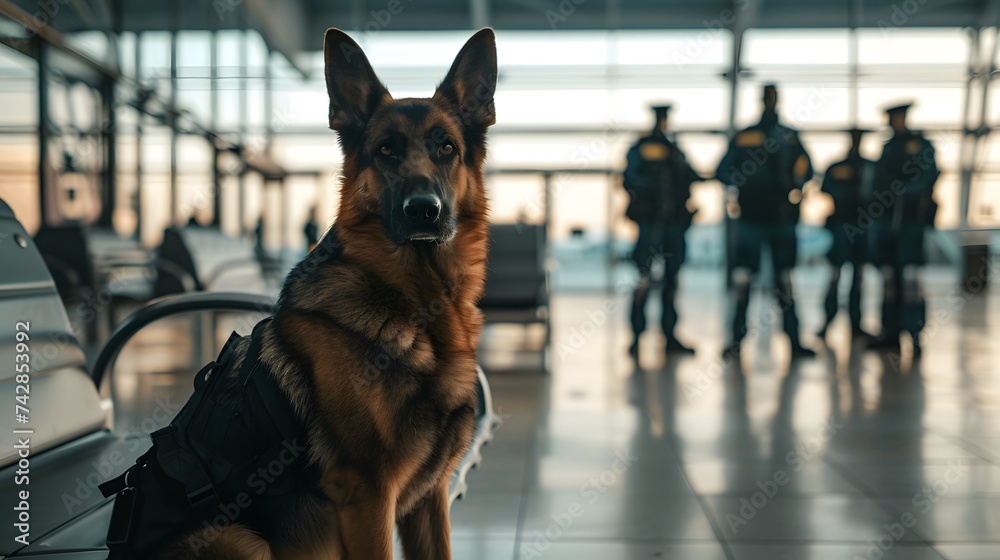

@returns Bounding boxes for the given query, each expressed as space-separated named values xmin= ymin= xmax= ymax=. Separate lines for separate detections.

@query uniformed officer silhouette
xmin=868 ymin=103 xmax=939 ymax=353
xmin=818 ymin=128 xmax=876 ymax=340
xmin=622 ymin=104 xmax=700 ymax=358
xmin=716 ymin=85 xmax=815 ymax=358
xmin=304 ymin=206 xmax=320 ymax=252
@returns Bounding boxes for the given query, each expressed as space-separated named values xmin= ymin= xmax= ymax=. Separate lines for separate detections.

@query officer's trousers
xmin=630 ymin=223 xmax=687 ymax=339
xmin=870 ymin=222 xmax=926 ymax=338
xmin=823 ymin=224 xmax=868 ymax=333
xmin=729 ymin=221 xmax=803 ymax=346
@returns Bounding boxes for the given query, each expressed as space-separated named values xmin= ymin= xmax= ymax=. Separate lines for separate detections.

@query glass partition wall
xmin=0 ymin=24 xmax=996 ymax=261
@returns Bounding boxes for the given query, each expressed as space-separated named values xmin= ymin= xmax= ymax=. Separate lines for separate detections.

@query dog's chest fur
xmin=258 ymin=227 xmax=482 ymax=530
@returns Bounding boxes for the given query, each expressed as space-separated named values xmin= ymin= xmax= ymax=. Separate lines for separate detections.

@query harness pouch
xmin=99 ymin=321 xmax=303 ymax=560
xmin=103 ymin=446 xmax=212 ymax=559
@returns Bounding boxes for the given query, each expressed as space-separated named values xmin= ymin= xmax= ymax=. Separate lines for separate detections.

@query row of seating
xmin=0 ymin=198 xmax=501 ymax=558
xmin=32 ymin=217 xmax=552 ymax=370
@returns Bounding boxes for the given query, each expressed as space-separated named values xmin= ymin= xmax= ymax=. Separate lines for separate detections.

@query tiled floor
xmin=111 ymin=264 xmax=1000 ymax=559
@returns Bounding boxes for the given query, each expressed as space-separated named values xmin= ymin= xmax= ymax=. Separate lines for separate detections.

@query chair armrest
xmin=203 ymin=258 xmax=264 ymax=288
xmin=90 ymin=291 xmax=277 ymax=387
xmin=153 ymin=258 xmax=199 ymax=292
xmin=449 ymin=365 xmax=499 ymax=505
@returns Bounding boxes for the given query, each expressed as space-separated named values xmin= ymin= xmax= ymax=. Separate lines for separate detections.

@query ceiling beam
xmin=0 ymin=0 xmax=118 ymax=83
xmin=241 ymin=0 xmax=309 ymax=75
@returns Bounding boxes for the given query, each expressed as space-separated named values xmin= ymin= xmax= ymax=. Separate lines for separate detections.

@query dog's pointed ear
xmin=434 ymin=28 xmax=497 ymax=130
xmin=324 ymin=29 xmax=390 ymax=131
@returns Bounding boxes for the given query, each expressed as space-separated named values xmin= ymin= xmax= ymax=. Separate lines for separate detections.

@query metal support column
xmin=238 ymin=26 xmax=249 ymax=236
xmin=970 ymin=26 xmax=1000 ymax=226
xmin=37 ymin=39 xmax=49 ymax=227
xmin=848 ymin=0 xmax=862 ymax=127
xmin=724 ymin=0 xmax=759 ymax=287
xmin=958 ymin=28 xmax=981 ymax=229
xmin=264 ymin=47 xmax=273 ymax=155
xmin=211 ymin=29 xmax=222 ymax=227
xmin=134 ymin=32 xmax=143 ymax=241
xmin=169 ymin=0 xmax=180 ymax=225
xmin=98 ymin=78 xmax=116 ymax=228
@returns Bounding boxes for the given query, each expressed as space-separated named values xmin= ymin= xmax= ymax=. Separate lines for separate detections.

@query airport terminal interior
xmin=1 ymin=0 xmax=1000 ymax=559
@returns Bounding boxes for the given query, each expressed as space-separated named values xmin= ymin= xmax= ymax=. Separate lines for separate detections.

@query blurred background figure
xmin=716 ymin=85 xmax=815 ymax=358
xmin=818 ymin=128 xmax=876 ymax=341
xmin=868 ymin=103 xmax=940 ymax=354
xmin=622 ymin=104 xmax=700 ymax=358
xmin=303 ymin=206 xmax=320 ymax=253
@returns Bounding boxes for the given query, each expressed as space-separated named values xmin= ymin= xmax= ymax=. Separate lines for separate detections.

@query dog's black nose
xmin=403 ymin=194 xmax=442 ymax=223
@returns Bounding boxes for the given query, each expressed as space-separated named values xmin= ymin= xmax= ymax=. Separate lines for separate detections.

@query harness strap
xmin=99 ymin=446 xmax=155 ymax=498
xmin=153 ymin=426 xmax=218 ymax=509
xmin=238 ymin=318 xmax=304 ymax=447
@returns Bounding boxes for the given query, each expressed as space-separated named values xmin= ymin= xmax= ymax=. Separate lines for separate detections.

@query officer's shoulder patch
xmin=829 ymin=164 xmax=854 ymax=180
xmin=793 ymin=155 xmax=810 ymax=179
xmin=640 ymin=142 xmax=670 ymax=160
xmin=734 ymin=130 xmax=765 ymax=147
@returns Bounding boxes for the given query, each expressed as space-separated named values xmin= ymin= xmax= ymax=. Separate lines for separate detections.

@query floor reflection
xmin=107 ymin=267 xmax=1000 ymax=559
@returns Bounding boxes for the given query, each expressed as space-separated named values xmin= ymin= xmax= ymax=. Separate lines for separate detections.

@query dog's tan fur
xmin=165 ymin=28 xmax=496 ymax=560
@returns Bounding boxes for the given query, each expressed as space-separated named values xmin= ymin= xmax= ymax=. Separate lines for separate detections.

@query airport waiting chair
xmin=154 ymin=226 xmax=272 ymax=297
xmin=33 ymin=224 xmax=161 ymax=343
xmin=0 ymin=199 xmax=498 ymax=558
xmin=479 ymin=223 xmax=551 ymax=370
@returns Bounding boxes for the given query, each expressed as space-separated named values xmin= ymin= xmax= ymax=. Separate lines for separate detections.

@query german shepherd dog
xmin=166 ymin=28 xmax=496 ymax=559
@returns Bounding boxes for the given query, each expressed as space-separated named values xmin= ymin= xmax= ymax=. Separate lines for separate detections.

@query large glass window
xmin=0 ymin=46 xmax=38 ymax=231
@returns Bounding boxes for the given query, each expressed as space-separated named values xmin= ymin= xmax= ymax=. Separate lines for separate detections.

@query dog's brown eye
xmin=379 ymin=145 xmax=393 ymax=156
xmin=439 ymin=143 xmax=454 ymax=156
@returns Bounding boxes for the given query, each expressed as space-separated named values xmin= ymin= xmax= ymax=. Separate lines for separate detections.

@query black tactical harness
xmin=99 ymin=318 xmax=310 ymax=559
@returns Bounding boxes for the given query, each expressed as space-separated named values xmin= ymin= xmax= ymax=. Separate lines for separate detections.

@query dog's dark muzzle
xmin=403 ymin=194 xmax=442 ymax=224
xmin=388 ymin=181 xmax=454 ymax=243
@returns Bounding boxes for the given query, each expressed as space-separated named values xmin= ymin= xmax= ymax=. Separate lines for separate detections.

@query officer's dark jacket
xmin=622 ymin=130 xmax=698 ymax=224
xmin=716 ymin=111 xmax=814 ymax=224
xmin=872 ymin=130 xmax=939 ymax=227
xmin=822 ymin=151 xmax=874 ymax=226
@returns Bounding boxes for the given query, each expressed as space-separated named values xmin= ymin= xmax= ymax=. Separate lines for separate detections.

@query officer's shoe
xmin=816 ymin=324 xmax=830 ymax=340
xmin=867 ymin=335 xmax=901 ymax=350
xmin=852 ymin=329 xmax=876 ymax=342
xmin=665 ymin=336 xmax=695 ymax=355
xmin=628 ymin=336 xmax=640 ymax=359
xmin=790 ymin=342 xmax=816 ymax=359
